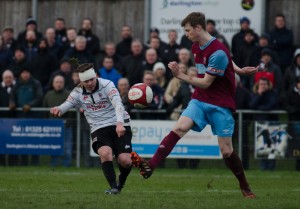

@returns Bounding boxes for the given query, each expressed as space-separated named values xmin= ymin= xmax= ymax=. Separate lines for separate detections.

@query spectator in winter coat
xmin=268 ymin=14 xmax=294 ymax=72
xmin=9 ymin=67 xmax=43 ymax=166
xmin=63 ymin=36 xmax=95 ymax=65
xmin=116 ymin=25 xmax=133 ymax=57
xmin=78 ymin=18 xmax=100 ymax=55
xmin=98 ymin=57 xmax=121 ymax=87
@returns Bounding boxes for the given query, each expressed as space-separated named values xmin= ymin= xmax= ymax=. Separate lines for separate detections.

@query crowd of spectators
xmin=0 ymin=14 xmax=299 ymax=169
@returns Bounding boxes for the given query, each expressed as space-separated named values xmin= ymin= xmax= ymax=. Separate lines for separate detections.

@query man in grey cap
xmin=2 ymin=26 xmax=17 ymax=50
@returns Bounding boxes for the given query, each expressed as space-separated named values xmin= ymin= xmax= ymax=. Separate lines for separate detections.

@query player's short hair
xmin=181 ymin=12 xmax=206 ymax=30
xmin=76 ymin=63 xmax=94 ymax=73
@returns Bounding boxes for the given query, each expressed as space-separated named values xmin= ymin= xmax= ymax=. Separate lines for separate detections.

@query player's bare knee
xmin=99 ymin=150 xmax=111 ymax=160
xmin=222 ymin=150 xmax=232 ymax=158
xmin=173 ymin=126 xmax=187 ymax=137
xmin=118 ymin=157 xmax=132 ymax=168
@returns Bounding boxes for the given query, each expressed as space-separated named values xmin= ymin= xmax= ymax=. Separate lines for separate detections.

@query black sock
xmin=102 ymin=161 xmax=117 ymax=188
xmin=118 ymin=164 xmax=132 ymax=189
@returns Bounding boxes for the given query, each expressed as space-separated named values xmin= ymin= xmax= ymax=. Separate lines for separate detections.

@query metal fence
xmin=1 ymin=107 xmax=299 ymax=171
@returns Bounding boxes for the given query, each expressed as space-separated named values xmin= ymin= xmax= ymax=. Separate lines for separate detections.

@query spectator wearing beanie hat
xmin=147 ymin=27 xmax=167 ymax=49
xmin=17 ymin=16 xmax=43 ymax=45
xmin=247 ymin=33 xmax=280 ymax=68
xmin=153 ymin=62 xmax=167 ymax=89
xmin=231 ymin=16 xmax=259 ymax=61
xmin=8 ymin=46 xmax=29 ymax=78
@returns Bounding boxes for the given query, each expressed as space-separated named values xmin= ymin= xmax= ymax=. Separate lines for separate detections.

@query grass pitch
xmin=0 ymin=167 xmax=299 ymax=209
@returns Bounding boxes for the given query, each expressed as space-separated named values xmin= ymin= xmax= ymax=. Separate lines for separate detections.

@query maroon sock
xmin=224 ymin=151 xmax=249 ymax=190
xmin=149 ymin=131 xmax=181 ymax=170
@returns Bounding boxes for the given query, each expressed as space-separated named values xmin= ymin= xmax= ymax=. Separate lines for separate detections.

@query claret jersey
xmin=191 ymin=37 xmax=236 ymax=111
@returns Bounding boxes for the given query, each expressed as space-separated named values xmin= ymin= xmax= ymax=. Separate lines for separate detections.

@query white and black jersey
xmin=58 ymin=78 xmax=130 ymax=133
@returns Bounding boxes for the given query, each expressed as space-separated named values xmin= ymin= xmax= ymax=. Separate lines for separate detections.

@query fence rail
xmin=0 ymin=107 xmax=289 ymax=168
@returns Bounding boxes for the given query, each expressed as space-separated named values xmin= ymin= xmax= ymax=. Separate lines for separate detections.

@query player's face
xmin=184 ymin=23 xmax=198 ymax=42
xmin=82 ymin=77 xmax=97 ymax=91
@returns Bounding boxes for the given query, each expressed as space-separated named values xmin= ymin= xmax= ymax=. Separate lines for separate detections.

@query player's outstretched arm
xmin=232 ymin=61 xmax=258 ymax=75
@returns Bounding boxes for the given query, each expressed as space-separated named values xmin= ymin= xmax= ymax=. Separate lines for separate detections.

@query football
xmin=128 ymin=83 xmax=153 ymax=108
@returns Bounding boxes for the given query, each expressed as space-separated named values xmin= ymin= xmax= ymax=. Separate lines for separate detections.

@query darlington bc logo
xmin=161 ymin=0 xmax=219 ymax=9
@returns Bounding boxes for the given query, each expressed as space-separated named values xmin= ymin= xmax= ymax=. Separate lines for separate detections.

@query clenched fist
xmin=50 ymin=107 xmax=62 ymax=117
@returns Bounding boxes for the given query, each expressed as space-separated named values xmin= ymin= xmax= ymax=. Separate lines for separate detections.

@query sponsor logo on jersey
xmin=208 ymin=67 xmax=224 ymax=74
xmin=125 ymin=145 xmax=131 ymax=149
xmin=108 ymin=89 xmax=117 ymax=97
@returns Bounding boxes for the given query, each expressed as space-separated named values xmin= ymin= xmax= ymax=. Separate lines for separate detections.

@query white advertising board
xmin=90 ymin=120 xmax=221 ymax=159
xmin=150 ymin=0 xmax=265 ymax=46
xmin=131 ymin=120 xmax=221 ymax=159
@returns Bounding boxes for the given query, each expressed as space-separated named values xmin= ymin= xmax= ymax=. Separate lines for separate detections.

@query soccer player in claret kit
xmin=131 ymin=12 xmax=256 ymax=198
xmin=50 ymin=63 xmax=132 ymax=195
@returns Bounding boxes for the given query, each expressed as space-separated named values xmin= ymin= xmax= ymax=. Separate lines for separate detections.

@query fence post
xmin=238 ymin=111 xmax=243 ymax=160
xmin=76 ymin=110 xmax=81 ymax=168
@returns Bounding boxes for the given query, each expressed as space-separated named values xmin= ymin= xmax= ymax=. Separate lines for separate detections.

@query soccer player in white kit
xmin=50 ymin=63 xmax=132 ymax=194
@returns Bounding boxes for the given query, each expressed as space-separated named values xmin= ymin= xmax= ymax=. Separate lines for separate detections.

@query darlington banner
xmin=90 ymin=120 xmax=221 ymax=159
xmin=0 ymin=119 xmax=64 ymax=155
xmin=151 ymin=0 xmax=264 ymax=46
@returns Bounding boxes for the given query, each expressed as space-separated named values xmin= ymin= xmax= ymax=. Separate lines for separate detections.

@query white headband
xmin=78 ymin=68 xmax=96 ymax=81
